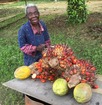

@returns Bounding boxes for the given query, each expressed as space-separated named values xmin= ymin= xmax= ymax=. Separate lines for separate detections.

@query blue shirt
xmin=18 ymin=20 xmax=50 ymax=66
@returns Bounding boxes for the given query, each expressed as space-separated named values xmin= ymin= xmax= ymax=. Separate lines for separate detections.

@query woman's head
xmin=25 ymin=4 xmax=40 ymax=25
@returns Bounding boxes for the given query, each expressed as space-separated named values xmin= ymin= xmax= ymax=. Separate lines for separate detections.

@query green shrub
xmin=67 ymin=0 xmax=88 ymax=24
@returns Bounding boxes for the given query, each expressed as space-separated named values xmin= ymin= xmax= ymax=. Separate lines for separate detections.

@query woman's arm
xmin=18 ymin=26 xmax=37 ymax=56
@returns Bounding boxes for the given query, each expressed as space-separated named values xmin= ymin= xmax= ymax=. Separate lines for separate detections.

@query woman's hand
xmin=36 ymin=44 xmax=46 ymax=51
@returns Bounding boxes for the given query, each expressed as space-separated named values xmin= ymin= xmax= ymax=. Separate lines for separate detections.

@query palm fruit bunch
xmin=30 ymin=44 xmax=97 ymax=88
xmin=62 ymin=59 xmax=97 ymax=89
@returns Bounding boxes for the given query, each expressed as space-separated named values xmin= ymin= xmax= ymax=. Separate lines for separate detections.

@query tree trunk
xmin=55 ymin=0 xmax=58 ymax=2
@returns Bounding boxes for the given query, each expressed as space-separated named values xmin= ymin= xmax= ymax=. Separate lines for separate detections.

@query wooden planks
xmin=2 ymin=74 xmax=102 ymax=105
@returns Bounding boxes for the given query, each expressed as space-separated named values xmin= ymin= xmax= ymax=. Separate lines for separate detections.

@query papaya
xmin=14 ymin=66 xmax=31 ymax=80
xmin=73 ymin=83 xmax=92 ymax=103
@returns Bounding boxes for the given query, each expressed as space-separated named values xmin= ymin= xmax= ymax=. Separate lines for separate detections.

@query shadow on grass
xmin=0 ymin=8 xmax=24 ymax=19
xmin=47 ymin=12 xmax=102 ymax=38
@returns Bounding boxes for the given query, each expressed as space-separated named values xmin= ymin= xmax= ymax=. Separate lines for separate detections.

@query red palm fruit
xmin=52 ymin=73 xmax=56 ymax=77
xmin=39 ymin=75 xmax=42 ymax=79
xmin=91 ymin=67 xmax=96 ymax=71
xmin=39 ymin=59 xmax=42 ymax=63
xmin=73 ymin=69 xmax=77 ymax=74
xmin=41 ymin=74 xmax=45 ymax=79
xmin=81 ymin=79 xmax=87 ymax=83
xmin=48 ymin=75 xmax=55 ymax=81
xmin=86 ymin=77 xmax=90 ymax=81
xmin=72 ymin=58 xmax=78 ymax=64
xmin=81 ymin=71 xmax=85 ymax=75
xmin=69 ymin=51 xmax=74 ymax=55
xmin=93 ymin=84 xmax=99 ymax=89
xmin=40 ymin=79 xmax=46 ymax=83
xmin=44 ymin=76 xmax=48 ymax=80
xmin=85 ymin=72 xmax=90 ymax=76
xmin=67 ymin=59 xmax=73 ymax=67
xmin=68 ymin=62 xmax=73 ymax=67
xmin=70 ymin=55 xmax=75 ymax=60
xmin=60 ymin=64 xmax=67 ymax=69
xmin=53 ymin=52 xmax=57 ymax=57
xmin=91 ymin=73 xmax=95 ymax=77
xmin=43 ymin=53 xmax=47 ymax=57
xmin=44 ymin=71 xmax=49 ymax=76
xmin=65 ymin=77 xmax=70 ymax=82
xmin=61 ymin=72 xmax=65 ymax=77
xmin=35 ymin=62 xmax=42 ymax=69
xmin=36 ymin=75 xmax=40 ymax=79
xmin=47 ymin=57 xmax=51 ymax=61
xmin=60 ymin=61 xmax=65 ymax=64
xmin=81 ymin=68 xmax=86 ymax=72
xmin=69 ymin=70 xmax=73 ymax=75
xmin=38 ymin=68 xmax=43 ymax=73
xmin=85 ymin=62 xmax=90 ymax=67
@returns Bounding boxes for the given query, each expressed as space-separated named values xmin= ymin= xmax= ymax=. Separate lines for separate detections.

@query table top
xmin=2 ymin=78 xmax=102 ymax=105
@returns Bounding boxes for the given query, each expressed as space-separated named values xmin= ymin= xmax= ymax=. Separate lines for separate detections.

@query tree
xmin=55 ymin=0 xmax=58 ymax=2
xmin=67 ymin=0 xmax=88 ymax=24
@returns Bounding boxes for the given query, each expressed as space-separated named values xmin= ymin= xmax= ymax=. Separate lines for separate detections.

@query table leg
xmin=25 ymin=95 xmax=44 ymax=105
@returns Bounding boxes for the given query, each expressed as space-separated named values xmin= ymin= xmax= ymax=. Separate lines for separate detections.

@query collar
xmin=30 ymin=21 xmax=44 ymax=34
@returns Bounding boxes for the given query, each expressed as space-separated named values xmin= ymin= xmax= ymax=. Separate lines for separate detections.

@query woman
xmin=18 ymin=4 xmax=51 ymax=105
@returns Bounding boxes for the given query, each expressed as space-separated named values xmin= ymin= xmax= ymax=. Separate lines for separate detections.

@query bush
xmin=67 ymin=0 xmax=88 ymax=24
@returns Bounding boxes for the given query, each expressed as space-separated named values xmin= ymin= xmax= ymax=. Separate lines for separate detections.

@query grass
xmin=0 ymin=38 xmax=24 ymax=105
xmin=0 ymin=13 xmax=25 ymax=28
xmin=0 ymin=1 xmax=102 ymax=105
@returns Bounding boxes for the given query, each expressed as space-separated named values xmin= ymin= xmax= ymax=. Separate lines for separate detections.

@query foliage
xmin=67 ymin=0 xmax=88 ymax=24
xmin=0 ymin=37 xmax=24 ymax=105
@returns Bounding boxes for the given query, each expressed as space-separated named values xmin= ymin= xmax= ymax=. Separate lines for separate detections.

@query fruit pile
xmin=31 ymin=44 xmax=98 ymax=89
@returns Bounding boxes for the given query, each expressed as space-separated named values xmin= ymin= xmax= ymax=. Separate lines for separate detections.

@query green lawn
xmin=0 ymin=1 xmax=102 ymax=105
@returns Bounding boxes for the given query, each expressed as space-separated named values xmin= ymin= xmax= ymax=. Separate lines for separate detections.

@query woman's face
xmin=26 ymin=6 xmax=39 ymax=25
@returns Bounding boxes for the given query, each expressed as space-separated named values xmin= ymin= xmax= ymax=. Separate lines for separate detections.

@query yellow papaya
xmin=14 ymin=66 xmax=31 ymax=80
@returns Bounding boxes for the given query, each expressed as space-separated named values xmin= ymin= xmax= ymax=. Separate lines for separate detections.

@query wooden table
xmin=2 ymin=75 xmax=102 ymax=105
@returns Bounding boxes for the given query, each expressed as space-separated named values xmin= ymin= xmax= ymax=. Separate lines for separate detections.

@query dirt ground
xmin=21 ymin=1 xmax=102 ymax=15
xmin=0 ymin=0 xmax=18 ymax=3
xmin=2 ymin=1 xmax=101 ymax=14
xmin=0 ymin=1 xmax=102 ymax=22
